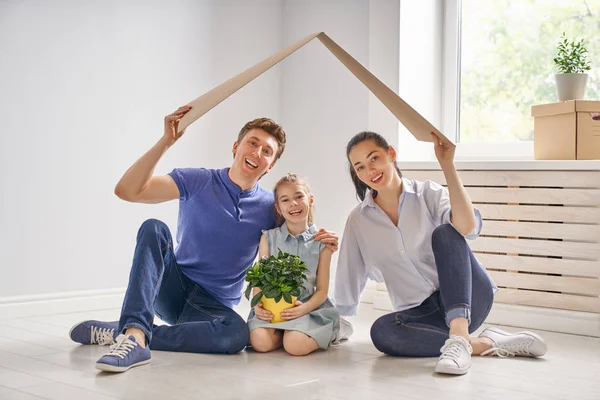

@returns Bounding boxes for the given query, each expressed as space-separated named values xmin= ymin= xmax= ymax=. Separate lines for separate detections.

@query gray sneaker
xmin=479 ymin=327 xmax=547 ymax=357
xmin=69 ymin=320 xmax=118 ymax=346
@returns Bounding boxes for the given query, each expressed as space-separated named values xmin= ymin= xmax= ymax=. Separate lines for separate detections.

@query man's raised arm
xmin=114 ymin=105 xmax=191 ymax=204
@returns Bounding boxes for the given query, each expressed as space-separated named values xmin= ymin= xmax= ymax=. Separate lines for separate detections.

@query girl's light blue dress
xmin=247 ymin=223 xmax=340 ymax=349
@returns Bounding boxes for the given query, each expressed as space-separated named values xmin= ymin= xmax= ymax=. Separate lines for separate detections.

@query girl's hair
xmin=273 ymin=173 xmax=315 ymax=227
xmin=346 ymin=131 xmax=402 ymax=201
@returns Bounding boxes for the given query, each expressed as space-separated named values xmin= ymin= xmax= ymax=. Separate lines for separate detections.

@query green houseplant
xmin=553 ymin=32 xmax=591 ymax=101
xmin=244 ymin=249 xmax=308 ymax=323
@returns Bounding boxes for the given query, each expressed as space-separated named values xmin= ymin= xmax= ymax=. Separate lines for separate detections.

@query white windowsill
xmin=398 ymin=160 xmax=600 ymax=170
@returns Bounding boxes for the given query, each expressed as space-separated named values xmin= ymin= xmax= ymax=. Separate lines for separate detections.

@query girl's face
xmin=348 ymin=140 xmax=397 ymax=191
xmin=275 ymin=183 xmax=313 ymax=225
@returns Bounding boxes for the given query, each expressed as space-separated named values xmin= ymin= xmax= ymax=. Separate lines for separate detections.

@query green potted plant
xmin=553 ymin=32 xmax=592 ymax=101
xmin=244 ymin=249 xmax=308 ymax=323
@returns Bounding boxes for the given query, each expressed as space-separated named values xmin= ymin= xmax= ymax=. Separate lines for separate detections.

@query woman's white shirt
xmin=333 ymin=177 xmax=488 ymax=316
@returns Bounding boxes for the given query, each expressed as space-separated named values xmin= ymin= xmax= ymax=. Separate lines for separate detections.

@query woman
xmin=333 ymin=131 xmax=547 ymax=375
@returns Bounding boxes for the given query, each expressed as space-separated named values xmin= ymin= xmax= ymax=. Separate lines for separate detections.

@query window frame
xmin=441 ymin=0 xmax=534 ymax=160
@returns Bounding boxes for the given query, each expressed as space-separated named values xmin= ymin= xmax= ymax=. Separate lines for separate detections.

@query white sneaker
xmin=332 ymin=318 xmax=354 ymax=344
xmin=479 ymin=327 xmax=547 ymax=357
xmin=435 ymin=335 xmax=472 ymax=375
xmin=338 ymin=318 xmax=354 ymax=341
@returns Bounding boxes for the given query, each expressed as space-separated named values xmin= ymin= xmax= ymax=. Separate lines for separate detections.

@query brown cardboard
xmin=531 ymin=100 xmax=600 ymax=160
xmin=577 ymin=109 xmax=600 ymax=159
xmin=178 ymin=32 xmax=449 ymax=145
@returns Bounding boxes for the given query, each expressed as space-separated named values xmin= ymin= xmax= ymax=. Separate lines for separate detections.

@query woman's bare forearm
xmin=442 ymin=164 xmax=476 ymax=235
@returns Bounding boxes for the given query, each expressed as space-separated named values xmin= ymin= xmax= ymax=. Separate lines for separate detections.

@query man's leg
xmin=150 ymin=283 xmax=249 ymax=354
xmin=117 ymin=219 xmax=187 ymax=345
xmin=69 ymin=218 xmax=185 ymax=347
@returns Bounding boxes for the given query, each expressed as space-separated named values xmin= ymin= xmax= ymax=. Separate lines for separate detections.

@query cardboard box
xmin=531 ymin=100 xmax=600 ymax=160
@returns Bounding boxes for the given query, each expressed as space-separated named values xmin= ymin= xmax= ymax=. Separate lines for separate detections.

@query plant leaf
xmin=251 ymin=292 xmax=264 ymax=308
xmin=283 ymin=292 xmax=292 ymax=304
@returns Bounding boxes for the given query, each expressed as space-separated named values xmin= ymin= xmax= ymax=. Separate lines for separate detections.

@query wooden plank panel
xmin=466 ymin=187 xmax=600 ymax=206
xmin=405 ymin=170 xmax=600 ymax=188
xmin=471 ymin=237 xmax=600 ymax=259
xmin=476 ymin=204 xmax=600 ymax=223
xmin=476 ymin=253 xmax=600 ymax=278
xmin=480 ymin=221 xmax=600 ymax=242
xmin=488 ymin=271 xmax=600 ymax=296
xmin=494 ymin=288 xmax=600 ymax=313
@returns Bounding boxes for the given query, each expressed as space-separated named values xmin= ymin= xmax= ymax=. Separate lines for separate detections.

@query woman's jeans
xmin=116 ymin=219 xmax=249 ymax=354
xmin=370 ymin=224 xmax=495 ymax=357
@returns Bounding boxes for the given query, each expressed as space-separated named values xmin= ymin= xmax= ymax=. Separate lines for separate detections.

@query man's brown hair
xmin=237 ymin=118 xmax=286 ymax=161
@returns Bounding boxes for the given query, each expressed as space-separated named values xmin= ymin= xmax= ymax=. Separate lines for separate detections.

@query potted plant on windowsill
xmin=553 ymin=32 xmax=592 ymax=101
xmin=244 ymin=249 xmax=308 ymax=323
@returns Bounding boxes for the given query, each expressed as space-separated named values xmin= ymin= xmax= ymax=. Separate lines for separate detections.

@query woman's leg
xmin=249 ymin=328 xmax=283 ymax=353
xmin=370 ymin=293 xmax=449 ymax=357
xmin=282 ymin=331 xmax=320 ymax=356
xmin=370 ymin=224 xmax=496 ymax=359
xmin=433 ymin=226 xmax=548 ymax=358
xmin=432 ymin=224 xmax=495 ymax=355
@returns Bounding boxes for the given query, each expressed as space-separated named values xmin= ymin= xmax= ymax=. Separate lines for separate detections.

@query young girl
xmin=334 ymin=131 xmax=547 ymax=375
xmin=247 ymin=173 xmax=340 ymax=356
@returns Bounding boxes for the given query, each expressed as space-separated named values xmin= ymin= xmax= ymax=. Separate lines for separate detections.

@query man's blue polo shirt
xmin=168 ymin=167 xmax=276 ymax=308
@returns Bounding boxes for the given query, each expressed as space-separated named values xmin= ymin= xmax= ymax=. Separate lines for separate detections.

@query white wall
xmin=0 ymin=0 xmax=283 ymax=298
xmin=267 ymin=0 xmax=400 ymax=273
xmin=398 ymin=0 xmax=444 ymax=161
xmin=368 ymin=0 xmax=401 ymax=148
xmin=0 ymin=0 xmax=400 ymax=299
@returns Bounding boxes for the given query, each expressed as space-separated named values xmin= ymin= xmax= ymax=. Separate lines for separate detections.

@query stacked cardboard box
xmin=531 ymin=100 xmax=600 ymax=160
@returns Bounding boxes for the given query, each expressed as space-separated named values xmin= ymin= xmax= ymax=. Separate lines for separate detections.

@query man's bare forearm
xmin=114 ymin=137 xmax=172 ymax=200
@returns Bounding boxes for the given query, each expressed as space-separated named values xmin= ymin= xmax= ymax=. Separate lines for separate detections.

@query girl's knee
xmin=250 ymin=328 xmax=281 ymax=353
xmin=250 ymin=328 xmax=278 ymax=353
xmin=283 ymin=332 xmax=318 ymax=356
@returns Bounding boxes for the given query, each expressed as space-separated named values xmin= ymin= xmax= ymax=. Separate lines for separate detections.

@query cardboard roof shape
xmin=178 ymin=32 xmax=450 ymax=144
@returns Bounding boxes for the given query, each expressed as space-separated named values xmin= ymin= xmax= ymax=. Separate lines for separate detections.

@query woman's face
xmin=348 ymin=140 xmax=397 ymax=191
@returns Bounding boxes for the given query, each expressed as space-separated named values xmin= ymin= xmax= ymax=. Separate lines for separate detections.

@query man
xmin=69 ymin=106 xmax=338 ymax=372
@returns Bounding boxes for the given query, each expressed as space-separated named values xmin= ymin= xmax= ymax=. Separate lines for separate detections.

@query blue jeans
xmin=370 ymin=224 xmax=495 ymax=357
xmin=117 ymin=219 xmax=249 ymax=354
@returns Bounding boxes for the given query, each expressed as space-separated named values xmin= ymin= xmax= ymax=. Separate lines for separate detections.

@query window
xmin=453 ymin=0 xmax=600 ymax=144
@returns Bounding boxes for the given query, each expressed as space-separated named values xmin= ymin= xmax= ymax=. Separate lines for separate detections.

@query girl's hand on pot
xmin=254 ymin=302 xmax=273 ymax=322
xmin=280 ymin=300 xmax=307 ymax=321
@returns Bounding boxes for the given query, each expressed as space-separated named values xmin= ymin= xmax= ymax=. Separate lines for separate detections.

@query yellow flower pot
xmin=261 ymin=295 xmax=297 ymax=323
